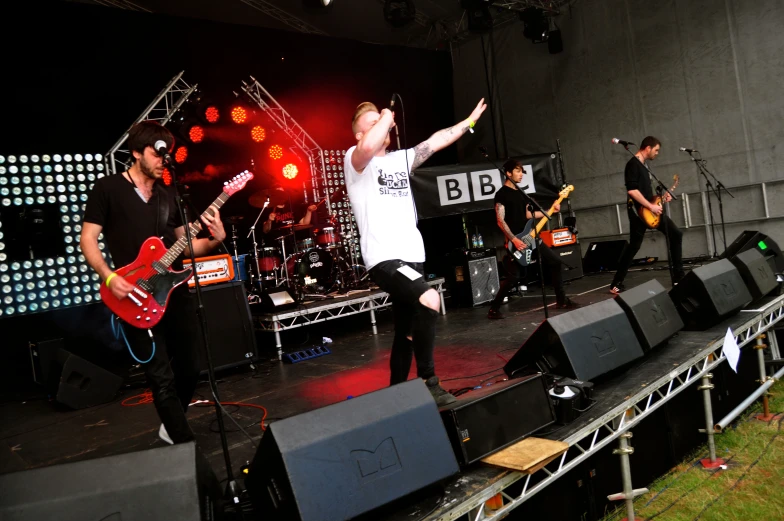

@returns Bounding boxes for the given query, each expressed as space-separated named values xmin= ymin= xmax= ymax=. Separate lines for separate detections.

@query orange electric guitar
xmin=634 ymin=174 xmax=679 ymax=229
xmin=100 ymin=171 xmax=253 ymax=328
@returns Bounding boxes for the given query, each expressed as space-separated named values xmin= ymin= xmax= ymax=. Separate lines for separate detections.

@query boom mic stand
xmin=688 ymin=152 xmax=733 ymax=254
xmin=167 ymin=157 xmax=241 ymax=504
xmin=479 ymin=148 xmax=552 ymax=318
xmin=620 ymin=144 xmax=678 ymax=286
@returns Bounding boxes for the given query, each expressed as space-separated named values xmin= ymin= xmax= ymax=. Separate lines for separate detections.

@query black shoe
xmin=424 ymin=376 xmax=457 ymax=407
xmin=487 ymin=308 xmax=505 ymax=320
xmin=609 ymin=283 xmax=626 ymax=295
xmin=555 ymin=297 xmax=579 ymax=309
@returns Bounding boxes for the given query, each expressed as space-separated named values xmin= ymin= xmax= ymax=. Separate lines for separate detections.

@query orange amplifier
xmin=540 ymin=228 xmax=576 ymax=248
xmin=182 ymin=254 xmax=235 ymax=287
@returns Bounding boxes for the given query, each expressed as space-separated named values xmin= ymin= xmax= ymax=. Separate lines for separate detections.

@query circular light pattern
xmin=251 ymin=126 xmax=266 ymax=143
xmin=231 ymin=106 xmax=248 ymax=124
xmin=283 ymin=163 xmax=299 ymax=179
xmin=205 ymin=106 xmax=220 ymax=123
xmin=269 ymin=144 xmax=284 ymax=160
xmin=188 ymin=126 xmax=205 ymax=143
xmin=174 ymin=146 xmax=188 ymax=164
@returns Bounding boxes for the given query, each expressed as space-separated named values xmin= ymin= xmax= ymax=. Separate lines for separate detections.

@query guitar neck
xmin=530 ymin=195 xmax=568 ymax=237
xmin=159 ymin=192 xmax=231 ymax=268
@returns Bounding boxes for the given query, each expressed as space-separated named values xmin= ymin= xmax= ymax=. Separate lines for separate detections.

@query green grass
xmin=603 ymin=381 xmax=784 ymax=521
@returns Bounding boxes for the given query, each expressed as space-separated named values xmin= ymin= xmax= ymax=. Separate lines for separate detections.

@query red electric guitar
xmin=100 ymin=171 xmax=254 ymax=329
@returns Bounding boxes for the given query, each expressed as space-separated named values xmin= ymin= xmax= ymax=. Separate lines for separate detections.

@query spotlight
xmin=251 ymin=126 xmax=266 ymax=143
xmin=460 ymin=0 xmax=493 ymax=33
xmin=521 ymin=8 xmax=550 ymax=43
xmin=383 ymin=0 xmax=416 ymax=28
xmin=269 ymin=145 xmax=283 ymax=160
xmin=231 ymin=106 xmax=248 ymax=124
xmin=303 ymin=0 xmax=334 ymax=8
xmin=283 ymin=163 xmax=299 ymax=179
xmin=174 ymin=146 xmax=188 ymax=164
xmin=189 ymin=126 xmax=205 ymax=143
xmin=162 ymin=167 xmax=172 ymax=186
xmin=205 ymin=106 xmax=220 ymax=123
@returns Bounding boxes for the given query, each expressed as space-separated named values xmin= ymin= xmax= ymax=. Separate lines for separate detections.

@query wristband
xmin=467 ymin=119 xmax=475 ymax=134
xmin=105 ymin=272 xmax=118 ymax=288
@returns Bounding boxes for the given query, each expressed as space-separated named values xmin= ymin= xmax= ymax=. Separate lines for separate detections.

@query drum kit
xmin=228 ymin=187 xmax=367 ymax=301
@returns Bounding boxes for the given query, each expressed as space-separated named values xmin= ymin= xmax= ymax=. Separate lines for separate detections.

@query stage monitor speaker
xmin=192 ymin=281 xmax=258 ymax=373
xmin=447 ymin=248 xmax=499 ymax=306
xmin=583 ymin=240 xmax=628 ymax=273
xmin=0 ymin=442 xmax=221 ymax=521
xmin=503 ymin=299 xmax=644 ymax=382
xmin=728 ymin=248 xmax=778 ymax=300
xmin=669 ymin=259 xmax=753 ymax=330
xmin=544 ymin=242 xmax=584 ymax=282
xmin=439 ymin=374 xmax=555 ymax=466
xmin=245 ymin=379 xmax=459 ymax=521
xmin=720 ymin=230 xmax=784 ymax=273
xmin=615 ymin=279 xmax=684 ymax=352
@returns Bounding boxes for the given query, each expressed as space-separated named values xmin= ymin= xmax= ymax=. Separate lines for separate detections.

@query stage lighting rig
xmin=521 ymin=7 xmax=550 ymax=43
xmin=460 ymin=0 xmax=494 ymax=33
xmin=383 ymin=0 xmax=416 ymax=28
xmin=303 ymin=0 xmax=335 ymax=8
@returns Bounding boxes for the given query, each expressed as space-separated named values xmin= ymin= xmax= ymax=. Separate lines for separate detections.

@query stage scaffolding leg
xmin=754 ymin=334 xmax=775 ymax=422
xmin=608 ymin=431 xmax=647 ymax=521
xmin=698 ymin=372 xmax=725 ymax=469
xmin=369 ymin=302 xmax=378 ymax=335
xmin=439 ymin=290 xmax=446 ymax=316
xmin=273 ymin=320 xmax=283 ymax=361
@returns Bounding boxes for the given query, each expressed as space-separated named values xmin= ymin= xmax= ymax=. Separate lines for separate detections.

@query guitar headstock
xmin=223 ymin=170 xmax=254 ymax=196
xmin=559 ymin=185 xmax=575 ymax=198
xmin=672 ymin=174 xmax=680 ymax=190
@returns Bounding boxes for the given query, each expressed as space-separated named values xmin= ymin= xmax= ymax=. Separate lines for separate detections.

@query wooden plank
xmin=481 ymin=437 xmax=569 ymax=474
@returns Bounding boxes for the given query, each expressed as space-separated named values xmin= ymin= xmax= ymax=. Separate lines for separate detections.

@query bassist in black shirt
xmin=488 ymin=159 xmax=577 ymax=319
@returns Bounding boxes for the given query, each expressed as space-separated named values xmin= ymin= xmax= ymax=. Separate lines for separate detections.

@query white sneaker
xmin=158 ymin=423 xmax=174 ymax=445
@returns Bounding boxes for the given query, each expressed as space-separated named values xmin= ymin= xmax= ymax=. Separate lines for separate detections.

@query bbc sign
xmin=435 ymin=167 xmax=536 ymax=207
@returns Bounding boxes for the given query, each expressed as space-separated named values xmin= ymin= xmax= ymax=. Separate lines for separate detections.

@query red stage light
xmin=269 ymin=144 xmax=283 ymax=160
xmin=251 ymin=126 xmax=266 ymax=143
xmin=205 ymin=106 xmax=220 ymax=123
xmin=162 ymin=167 xmax=172 ymax=186
xmin=231 ymin=106 xmax=248 ymax=124
xmin=174 ymin=146 xmax=188 ymax=164
xmin=283 ymin=163 xmax=298 ymax=179
xmin=189 ymin=125 xmax=204 ymax=143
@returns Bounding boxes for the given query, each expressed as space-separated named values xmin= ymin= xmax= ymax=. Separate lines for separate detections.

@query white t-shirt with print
xmin=344 ymin=146 xmax=424 ymax=270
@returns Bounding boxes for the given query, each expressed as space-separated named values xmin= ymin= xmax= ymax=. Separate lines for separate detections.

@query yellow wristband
xmin=468 ymin=119 xmax=475 ymax=128
xmin=105 ymin=273 xmax=118 ymax=288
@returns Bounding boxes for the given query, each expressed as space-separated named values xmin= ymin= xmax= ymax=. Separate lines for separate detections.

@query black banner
xmin=411 ymin=153 xmax=561 ymax=219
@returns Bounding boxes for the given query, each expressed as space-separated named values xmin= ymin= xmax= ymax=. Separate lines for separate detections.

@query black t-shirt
xmin=625 ymin=156 xmax=654 ymax=209
xmin=494 ymin=185 xmax=530 ymax=236
xmin=83 ymin=173 xmax=183 ymax=267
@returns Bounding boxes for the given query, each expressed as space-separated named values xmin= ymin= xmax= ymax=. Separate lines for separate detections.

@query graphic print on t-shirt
xmin=377 ymin=167 xmax=410 ymax=198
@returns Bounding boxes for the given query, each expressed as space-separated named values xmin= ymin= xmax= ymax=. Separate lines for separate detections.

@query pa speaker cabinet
xmin=583 ymin=240 xmax=628 ymax=273
xmin=728 ymin=248 xmax=778 ymax=300
xmin=669 ymin=259 xmax=753 ymax=330
xmin=504 ymin=299 xmax=644 ymax=382
xmin=245 ymin=379 xmax=459 ymax=521
xmin=544 ymin=242 xmax=584 ymax=282
xmin=721 ymin=230 xmax=784 ymax=273
xmin=0 ymin=442 xmax=220 ymax=521
xmin=439 ymin=374 xmax=555 ymax=466
xmin=615 ymin=280 xmax=684 ymax=352
xmin=191 ymin=281 xmax=258 ymax=373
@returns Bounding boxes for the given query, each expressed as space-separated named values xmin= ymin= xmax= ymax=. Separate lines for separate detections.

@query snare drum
xmin=297 ymin=237 xmax=315 ymax=251
xmin=315 ymin=227 xmax=339 ymax=249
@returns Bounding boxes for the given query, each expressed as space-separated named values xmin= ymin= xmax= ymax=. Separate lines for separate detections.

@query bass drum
xmin=286 ymin=247 xmax=334 ymax=291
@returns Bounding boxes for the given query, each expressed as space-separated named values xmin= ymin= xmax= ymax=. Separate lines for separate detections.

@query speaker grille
xmin=468 ymin=257 xmax=499 ymax=306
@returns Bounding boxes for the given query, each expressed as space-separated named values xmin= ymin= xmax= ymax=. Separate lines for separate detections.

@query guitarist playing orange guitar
xmin=80 ymin=121 xmax=227 ymax=446
xmin=610 ymin=136 xmax=685 ymax=295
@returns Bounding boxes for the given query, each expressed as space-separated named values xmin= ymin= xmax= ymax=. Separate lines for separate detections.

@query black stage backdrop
xmin=412 ymin=153 xmax=561 ymax=219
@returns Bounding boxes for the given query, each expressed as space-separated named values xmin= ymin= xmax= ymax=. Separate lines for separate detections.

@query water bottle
xmin=471 ymin=234 xmax=478 ymax=249
xmin=477 ymin=232 xmax=484 ymax=248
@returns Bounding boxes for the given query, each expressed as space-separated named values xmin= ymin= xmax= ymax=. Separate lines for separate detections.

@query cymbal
xmin=249 ymin=188 xmax=287 ymax=209
xmin=277 ymin=223 xmax=313 ymax=231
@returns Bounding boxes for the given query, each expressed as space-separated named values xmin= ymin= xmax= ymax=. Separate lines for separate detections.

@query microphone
xmin=611 ymin=138 xmax=635 ymax=147
xmin=388 ymin=94 xmax=401 ymax=150
xmin=679 ymin=147 xmax=699 ymax=153
xmin=154 ymin=140 xmax=172 ymax=163
xmin=389 ymin=94 xmax=395 ymax=112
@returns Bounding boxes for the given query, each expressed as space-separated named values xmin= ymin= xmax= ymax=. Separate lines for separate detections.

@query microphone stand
xmin=247 ymin=199 xmax=270 ymax=294
xmin=167 ymin=157 xmax=241 ymax=503
xmin=689 ymin=152 xmax=733 ymax=254
xmin=620 ymin=145 xmax=678 ymax=286
xmin=479 ymin=149 xmax=552 ymax=318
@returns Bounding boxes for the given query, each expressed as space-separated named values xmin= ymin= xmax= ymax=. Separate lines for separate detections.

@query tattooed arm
xmin=410 ymin=98 xmax=487 ymax=170
xmin=496 ymin=202 xmax=529 ymax=251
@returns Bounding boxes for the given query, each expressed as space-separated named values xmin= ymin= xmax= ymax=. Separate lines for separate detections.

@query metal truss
xmin=105 ymin=71 xmax=197 ymax=176
xmin=73 ymin=0 xmax=151 ymax=12
xmin=238 ymin=0 xmax=328 ymax=36
xmin=432 ymin=294 xmax=784 ymax=521
xmin=239 ymin=77 xmax=329 ymax=206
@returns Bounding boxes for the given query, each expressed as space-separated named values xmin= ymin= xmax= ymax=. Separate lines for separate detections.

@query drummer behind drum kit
xmin=227 ymin=186 xmax=368 ymax=305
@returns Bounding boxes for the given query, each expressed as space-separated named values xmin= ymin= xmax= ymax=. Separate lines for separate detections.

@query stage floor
xmin=3 ymin=261 xmax=759 ymax=515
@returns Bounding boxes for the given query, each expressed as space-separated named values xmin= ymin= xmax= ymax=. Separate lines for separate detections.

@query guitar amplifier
xmin=182 ymin=254 xmax=235 ymax=287
xmin=540 ymin=228 xmax=576 ymax=248
xmin=447 ymin=248 xmax=500 ymax=307
xmin=544 ymin=242 xmax=584 ymax=282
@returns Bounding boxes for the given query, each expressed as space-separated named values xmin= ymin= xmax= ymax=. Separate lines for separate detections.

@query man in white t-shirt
xmin=344 ymin=98 xmax=487 ymax=406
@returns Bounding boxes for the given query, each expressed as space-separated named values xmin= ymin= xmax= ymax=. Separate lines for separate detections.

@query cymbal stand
xmin=247 ymin=199 xmax=269 ymax=293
